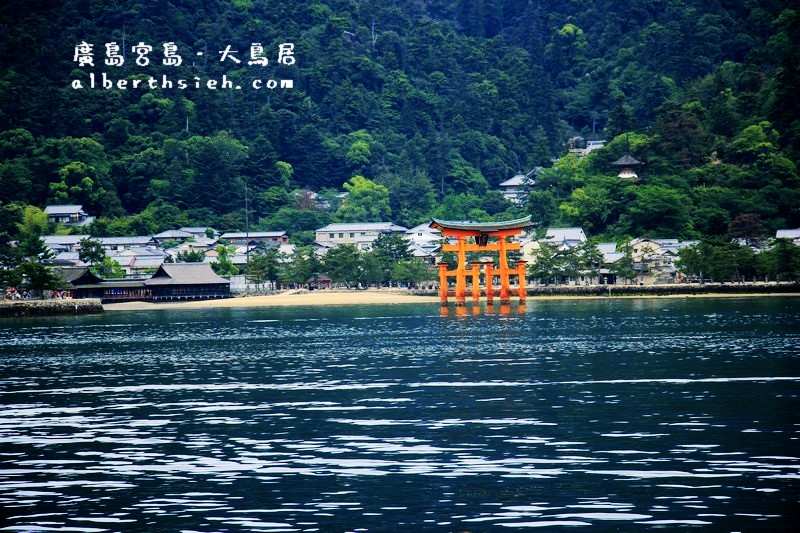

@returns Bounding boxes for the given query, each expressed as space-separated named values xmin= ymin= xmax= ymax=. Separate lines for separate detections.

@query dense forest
xmin=0 ymin=0 xmax=798 ymax=245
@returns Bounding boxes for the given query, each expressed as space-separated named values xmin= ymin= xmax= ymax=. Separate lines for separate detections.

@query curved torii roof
xmin=430 ymin=215 xmax=534 ymax=233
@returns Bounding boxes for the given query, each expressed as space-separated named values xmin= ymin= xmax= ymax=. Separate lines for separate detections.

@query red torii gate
xmin=430 ymin=216 xmax=534 ymax=306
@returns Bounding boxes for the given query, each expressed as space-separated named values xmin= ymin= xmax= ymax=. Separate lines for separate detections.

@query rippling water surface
xmin=1 ymin=297 xmax=798 ymax=531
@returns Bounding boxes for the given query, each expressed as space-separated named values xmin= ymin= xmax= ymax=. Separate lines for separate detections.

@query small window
xmin=349 ymin=232 xmax=355 ymax=238
xmin=329 ymin=233 xmax=334 ymax=238
xmin=338 ymin=233 xmax=344 ymax=238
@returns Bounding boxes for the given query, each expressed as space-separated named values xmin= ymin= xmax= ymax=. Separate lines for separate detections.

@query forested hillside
xmin=0 ymin=0 xmax=797 ymax=242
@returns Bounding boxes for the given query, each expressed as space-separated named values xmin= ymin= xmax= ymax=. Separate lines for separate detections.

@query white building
xmin=315 ymin=222 xmax=408 ymax=251
xmin=153 ymin=229 xmax=195 ymax=244
xmin=179 ymin=227 xmax=219 ymax=239
xmin=96 ymin=236 xmax=156 ymax=251
xmin=776 ymin=228 xmax=800 ymax=245
xmin=543 ymin=227 xmax=587 ymax=248
xmin=498 ymin=169 xmax=536 ymax=205
xmin=44 ymin=205 xmax=94 ymax=227
xmin=42 ymin=235 xmax=90 ymax=254
xmin=404 ymin=223 xmax=442 ymax=261
xmin=220 ymin=231 xmax=289 ymax=245
xmin=108 ymin=247 xmax=167 ymax=276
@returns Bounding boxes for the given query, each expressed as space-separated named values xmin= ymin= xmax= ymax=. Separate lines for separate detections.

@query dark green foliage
xmin=17 ymin=235 xmax=53 ymax=261
xmin=93 ymin=256 xmax=125 ymax=279
xmin=78 ymin=238 xmax=106 ymax=266
xmin=19 ymin=261 xmax=64 ymax=295
xmin=371 ymin=233 xmax=413 ymax=264
xmin=0 ymin=0 xmax=796 ymax=244
xmin=211 ymin=244 xmax=239 ymax=276
xmin=758 ymin=238 xmax=800 ymax=281
xmin=322 ymin=244 xmax=362 ymax=287
xmin=677 ymin=239 xmax=761 ymax=282
xmin=0 ymin=232 xmax=22 ymax=288
xmin=391 ymin=258 xmax=435 ymax=287
xmin=176 ymin=250 xmax=206 ymax=263
xmin=247 ymin=249 xmax=281 ymax=288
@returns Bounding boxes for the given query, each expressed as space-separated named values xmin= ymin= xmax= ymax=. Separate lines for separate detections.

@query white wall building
xmin=315 ymin=222 xmax=408 ymax=251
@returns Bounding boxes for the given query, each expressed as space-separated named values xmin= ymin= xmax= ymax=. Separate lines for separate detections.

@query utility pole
xmin=244 ymin=177 xmax=250 ymax=278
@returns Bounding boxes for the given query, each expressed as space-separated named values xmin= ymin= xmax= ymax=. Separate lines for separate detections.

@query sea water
xmin=0 ymin=297 xmax=798 ymax=531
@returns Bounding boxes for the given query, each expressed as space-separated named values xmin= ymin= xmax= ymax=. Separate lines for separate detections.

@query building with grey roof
xmin=315 ymin=222 xmax=408 ymax=251
xmin=44 ymin=205 xmax=95 ymax=227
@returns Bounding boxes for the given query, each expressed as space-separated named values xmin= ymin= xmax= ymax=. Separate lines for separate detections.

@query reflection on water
xmin=0 ymin=297 xmax=798 ymax=531
xmin=441 ymin=302 xmax=527 ymax=317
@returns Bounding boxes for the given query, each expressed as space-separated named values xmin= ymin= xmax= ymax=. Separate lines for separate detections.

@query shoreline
xmin=101 ymin=289 xmax=800 ymax=312
xmin=0 ymin=298 xmax=104 ymax=317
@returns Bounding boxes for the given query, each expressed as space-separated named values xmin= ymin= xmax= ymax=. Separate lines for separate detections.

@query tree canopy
xmin=0 ymin=0 xmax=796 ymax=244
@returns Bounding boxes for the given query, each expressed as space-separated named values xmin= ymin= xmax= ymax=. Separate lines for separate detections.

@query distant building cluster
xmin=38 ymin=203 xmax=800 ymax=300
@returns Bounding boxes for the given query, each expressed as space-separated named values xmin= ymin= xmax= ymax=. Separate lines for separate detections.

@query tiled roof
xmin=430 ymin=216 xmax=534 ymax=232
xmin=145 ymin=263 xmax=230 ymax=286
xmin=44 ymin=204 xmax=84 ymax=215
xmin=316 ymin=223 xmax=407 ymax=233
xmin=220 ymin=231 xmax=287 ymax=238
xmin=544 ymin=227 xmax=586 ymax=243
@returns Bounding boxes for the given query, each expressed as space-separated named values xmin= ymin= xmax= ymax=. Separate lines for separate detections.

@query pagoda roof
xmin=430 ymin=215 xmax=534 ymax=233
xmin=612 ymin=154 xmax=642 ymax=166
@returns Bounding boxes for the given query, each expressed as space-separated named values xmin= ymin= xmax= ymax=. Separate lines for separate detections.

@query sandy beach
xmin=102 ymin=289 xmax=440 ymax=311
xmin=100 ymin=289 xmax=799 ymax=311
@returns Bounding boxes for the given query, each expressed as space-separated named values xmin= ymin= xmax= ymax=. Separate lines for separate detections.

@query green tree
xmin=576 ymin=241 xmax=603 ymax=282
xmin=677 ymin=241 xmax=716 ymax=282
xmin=94 ymin=256 xmax=125 ymax=279
xmin=730 ymin=121 xmax=779 ymax=165
xmin=757 ymin=239 xmax=800 ymax=282
xmin=176 ymin=250 xmax=206 ymax=262
xmin=609 ymin=243 xmax=637 ymax=285
xmin=559 ymin=183 xmax=618 ymax=235
xmin=377 ymin=170 xmax=436 ymax=227
xmin=256 ymin=186 xmax=291 ymax=219
xmin=126 ymin=200 xmax=190 ymax=235
xmin=274 ymin=161 xmax=293 ymax=189
xmin=282 ymin=246 xmax=320 ymax=287
xmin=262 ymin=207 xmax=331 ymax=235
xmin=182 ymin=132 xmax=247 ymax=214
xmin=17 ymin=235 xmax=53 ymax=262
xmin=529 ymin=242 xmax=559 ymax=285
xmin=358 ymin=250 xmax=386 ymax=287
xmin=323 ymin=244 xmax=362 ymax=287
xmin=19 ymin=261 xmax=64 ymax=297
xmin=627 ymin=185 xmax=691 ymax=237
xmin=528 ymin=190 xmax=559 ymax=227
xmin=0 ymin=161 xmax=33 ymax=203
xmin=371 ymin=233 xmax=412 ymax=263
xmin=248 ymin=249 xmax=280 ymax=289
xmin=211 ymin=244 xmax=239 ymax=276
xmin=16 ymin=205 xmax=50 ymax=236
xmin=79 ymin=238 xmax=106 ymax=266
xmin=391 ymin=258 xmax=434 ymax=287
xmin=336 ymin=176 xmax=391 ymax=223
xmin=0 ymin=232 xmax=22 ymax=288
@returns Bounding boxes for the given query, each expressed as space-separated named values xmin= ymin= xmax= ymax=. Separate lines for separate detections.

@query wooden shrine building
xmin=430 ymin=216 xmax=534 ymax=305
